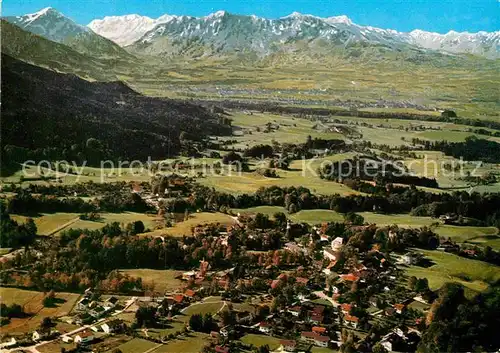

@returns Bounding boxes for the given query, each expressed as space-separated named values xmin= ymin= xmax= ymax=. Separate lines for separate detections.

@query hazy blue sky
xmin=3 ymin=0 xmax=499 ymax=33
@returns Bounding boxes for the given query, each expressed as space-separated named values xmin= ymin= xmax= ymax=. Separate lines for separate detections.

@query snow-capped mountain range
xmin=88 ymin=10 xmax=499 ymax=58
xmin=4 ymin=8 xmax=499 ymax=59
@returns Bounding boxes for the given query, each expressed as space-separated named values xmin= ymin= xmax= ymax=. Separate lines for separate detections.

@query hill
xmin=0 ymin=54 xmax=232 ymax=170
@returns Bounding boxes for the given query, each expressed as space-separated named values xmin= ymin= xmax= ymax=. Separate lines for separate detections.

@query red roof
xmin=314 ymin=336 xmax=330 ymax=342
xmin=259 ymin=321 xmax=271 ymax=327
xmin=394 ymin=304 xmax=406 ymax=311
xmin=296 ymin=277 xmax=309 ymax=285
xmin=344 ymin=314 xmax=359 ymax=323
xmin=280 ymin=339 xmax=296 ymax=347
xmin=289 ymin=306 xmax=301 ymax=313
xmin=340 ymin=274 xmax=359 ymax=282
xmin=312 ymin=305 xmax=325 ymax=314
xmin=78 ymin=330 xmax=93 ymax=338
xmin=271 ymin=280 xmax=281 ymax=289
xmin=341 ymin=303 xmax=352 ymax=313
xmin=278 ymin=273 xmax=288 ymax=280
xmin=301 ymin=331 xmax=318 ymax=338
xmin=184 ymin=289 xmax=195 ymax=297
xmin=312 ymin=326 xmax=327 ymax=334
xmin=215 ymin=346 xmax=230 ymax=353
xmin=172 ymin=294 xmax=184 ymax=303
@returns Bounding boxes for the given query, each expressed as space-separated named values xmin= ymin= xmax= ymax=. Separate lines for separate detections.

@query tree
xmin=344 ymin=212 xmax=364 ymax=225
xmin=189 ymin=313 xmax=203 ymax=332
xmin=40 ymin=317 xmax=53 ymax=331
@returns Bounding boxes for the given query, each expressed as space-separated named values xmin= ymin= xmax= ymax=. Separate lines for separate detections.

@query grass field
xmin=434 ymin=225 xmax=500 ymax=249
xmin=404 ymin=249 xmax=500 ymax=293
xmin=107 ymin=337 xmax=159 ymax=353
xmin=200 ymin=169 xmax=358 ymax=196
xmin=151 ymin=332 xmax=209 ymax=353
xmin=240 ymin=333 xmax=283 ymax=350
xmin=0 ymin=287 xmax=80 ymax=334
xmin=221 ymin=111 xmax=344 ymax=149
xmin=119 ymin=269 xmax=183 ymax=293
xmin=11 ymin=212 xmax=162 ymax=236
xmin=141 ymin=212 xmax=236 ymax=237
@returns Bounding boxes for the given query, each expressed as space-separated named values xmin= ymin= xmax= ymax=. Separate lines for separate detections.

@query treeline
xmin=411 ymin=136 xmax=500 ymax=163
xmin=318 ymin=158 xmax=439 ymax=188
xmin=5 ymin=189 xmax=152 ymax=215
xmin=0 ymin=202 xmax=37 ymax=248
xmin=418 ymin=282 xmax=500 ymax=352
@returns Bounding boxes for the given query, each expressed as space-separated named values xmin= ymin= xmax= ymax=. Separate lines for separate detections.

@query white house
xmin=258 ymin=322 xmax=271 ymax=334
xmin=32 ymin=331 xmax=41 ymax=341
xmin=323 ymin=248 xmax=337 ymax=261
xmin=61 ymin=336 xmax=73 ymax=343
xmin=331 ymin=237 xmax=343 ymax=250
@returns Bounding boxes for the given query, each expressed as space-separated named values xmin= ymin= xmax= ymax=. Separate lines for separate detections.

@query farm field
xmin=107 ymin=337 xmax=159 ymax=353
xmin=11 ymin=212 xmax=162 ymax=236
xmin=434 ymin=225 xmax=500 ymax=249
xmin=240 ymin=333 xmax=283 ymax=350
xmin=200 ymin=169 xmax=358 ymax=195
xmin=150 ymin=332 xmax=209 ymax=353
xmin=0 ymin=287 xmax=80 ymax=334
xmin=220 ymin=111 xmax=344 ymax=149
xmin=403 ymin=249 xmax=500 ymax=293
xmin=140 ymin=212 xmax=236 ymax=237
xmin=1 ymin=164 xmax=152 ymax=186
xmin=119 ymin=269 xmax=183 ymax=293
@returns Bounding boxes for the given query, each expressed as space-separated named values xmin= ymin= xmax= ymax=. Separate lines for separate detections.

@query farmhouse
xmin=74 ymin=330 xmax=95 ymax=344
xmin=279 ymin=339 xmax=297 ymax=352
xmin=259 ymin=321 xmax=272 ymax=333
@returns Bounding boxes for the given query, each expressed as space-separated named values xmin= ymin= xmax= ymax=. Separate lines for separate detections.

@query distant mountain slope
xmin=1 ymin=54 xmax=232 ymax=165
xmin=4 ymin=7 xmax=134 ymax=59
xmin=1 ymin=20 xmax=121 ymax=81
xmin=89 ymin=11 xmax=499 ymax=58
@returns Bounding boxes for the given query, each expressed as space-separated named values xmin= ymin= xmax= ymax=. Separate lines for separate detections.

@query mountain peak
xmin=325 ymin=15 xmax=353 ymax=25
xmin=205 ymin=10 xmax=227 ymax=19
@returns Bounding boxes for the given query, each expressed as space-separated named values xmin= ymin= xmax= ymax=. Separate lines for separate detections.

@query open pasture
xmin=403 ymin=249 xmax=500 ymax=293
xmin=0 ymin=287 xmax=80 ymax=334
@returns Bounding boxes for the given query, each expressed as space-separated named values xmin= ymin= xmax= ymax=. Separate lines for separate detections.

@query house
xmin=210 ymin=331 xmax=220 ymax=339
xmin=312 ymin=326 xmax=327 ymax=334
xmin=301 ymin=332 xmax=329 ymax=347
xmin=309 ymin=312 xmax=324 ymax=324
xmin=279 ymin=339 xmax=297 ymax=352
xmin=402 ymin=252 xmax=416 ymax=265
xmin=340 ymin=303 xmax=352 ymax=315
xmin=101 ymin=319 xmax=124 ymax=334
xmin=314 ymin=335 xmax=329 ymax=347
xmin=215 ymin=345 xmax=230 ymax=353
xmin=0 ymin=338 xmax=17 ymax=349
xmin=323 ymin=248 xmax=338 ymax=261
xmin=343 ymin=314 xmax=359 ymax=329
xmin=172 ymin=294 xmax=186 ymax=304
xmin=182 ymin=270 xmax=196 ymax=281
xmin=340 ymin=273 xmax=359 ymax=282
xmin=32 ymin=331 xmax=41 ymax=341
xmin=331 ymin=237 xmax=343 ymax=250
xmin=220 ymin=325 xmax=229 ymax=337
xmin=259 ymin=321 xmax=271 ymax=334
xmin=89 ymin=305 xmax=106 ymax=318
xmin=105 ymin=296 xmax=119 ymax=309
xmin=394 ymin=303 xmax=406 ymax=314
xmin=437 ymin=240 xmax=459 ymax=253
xmin=288 ymin=306 xmax=301 ymax=317
xmin=77 ymin=297 xmax=90 ymax=311
xmin=74 ymin=330 xmax=94 ymax=344
xmin=61 ymin=336 xmax=72 ymax=343
xmin=184 ymin=289 xmax=196 ymax=299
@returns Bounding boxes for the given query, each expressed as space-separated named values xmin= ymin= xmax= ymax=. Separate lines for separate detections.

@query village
xmin=0 ymin=207 xmax=442 ymax=353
